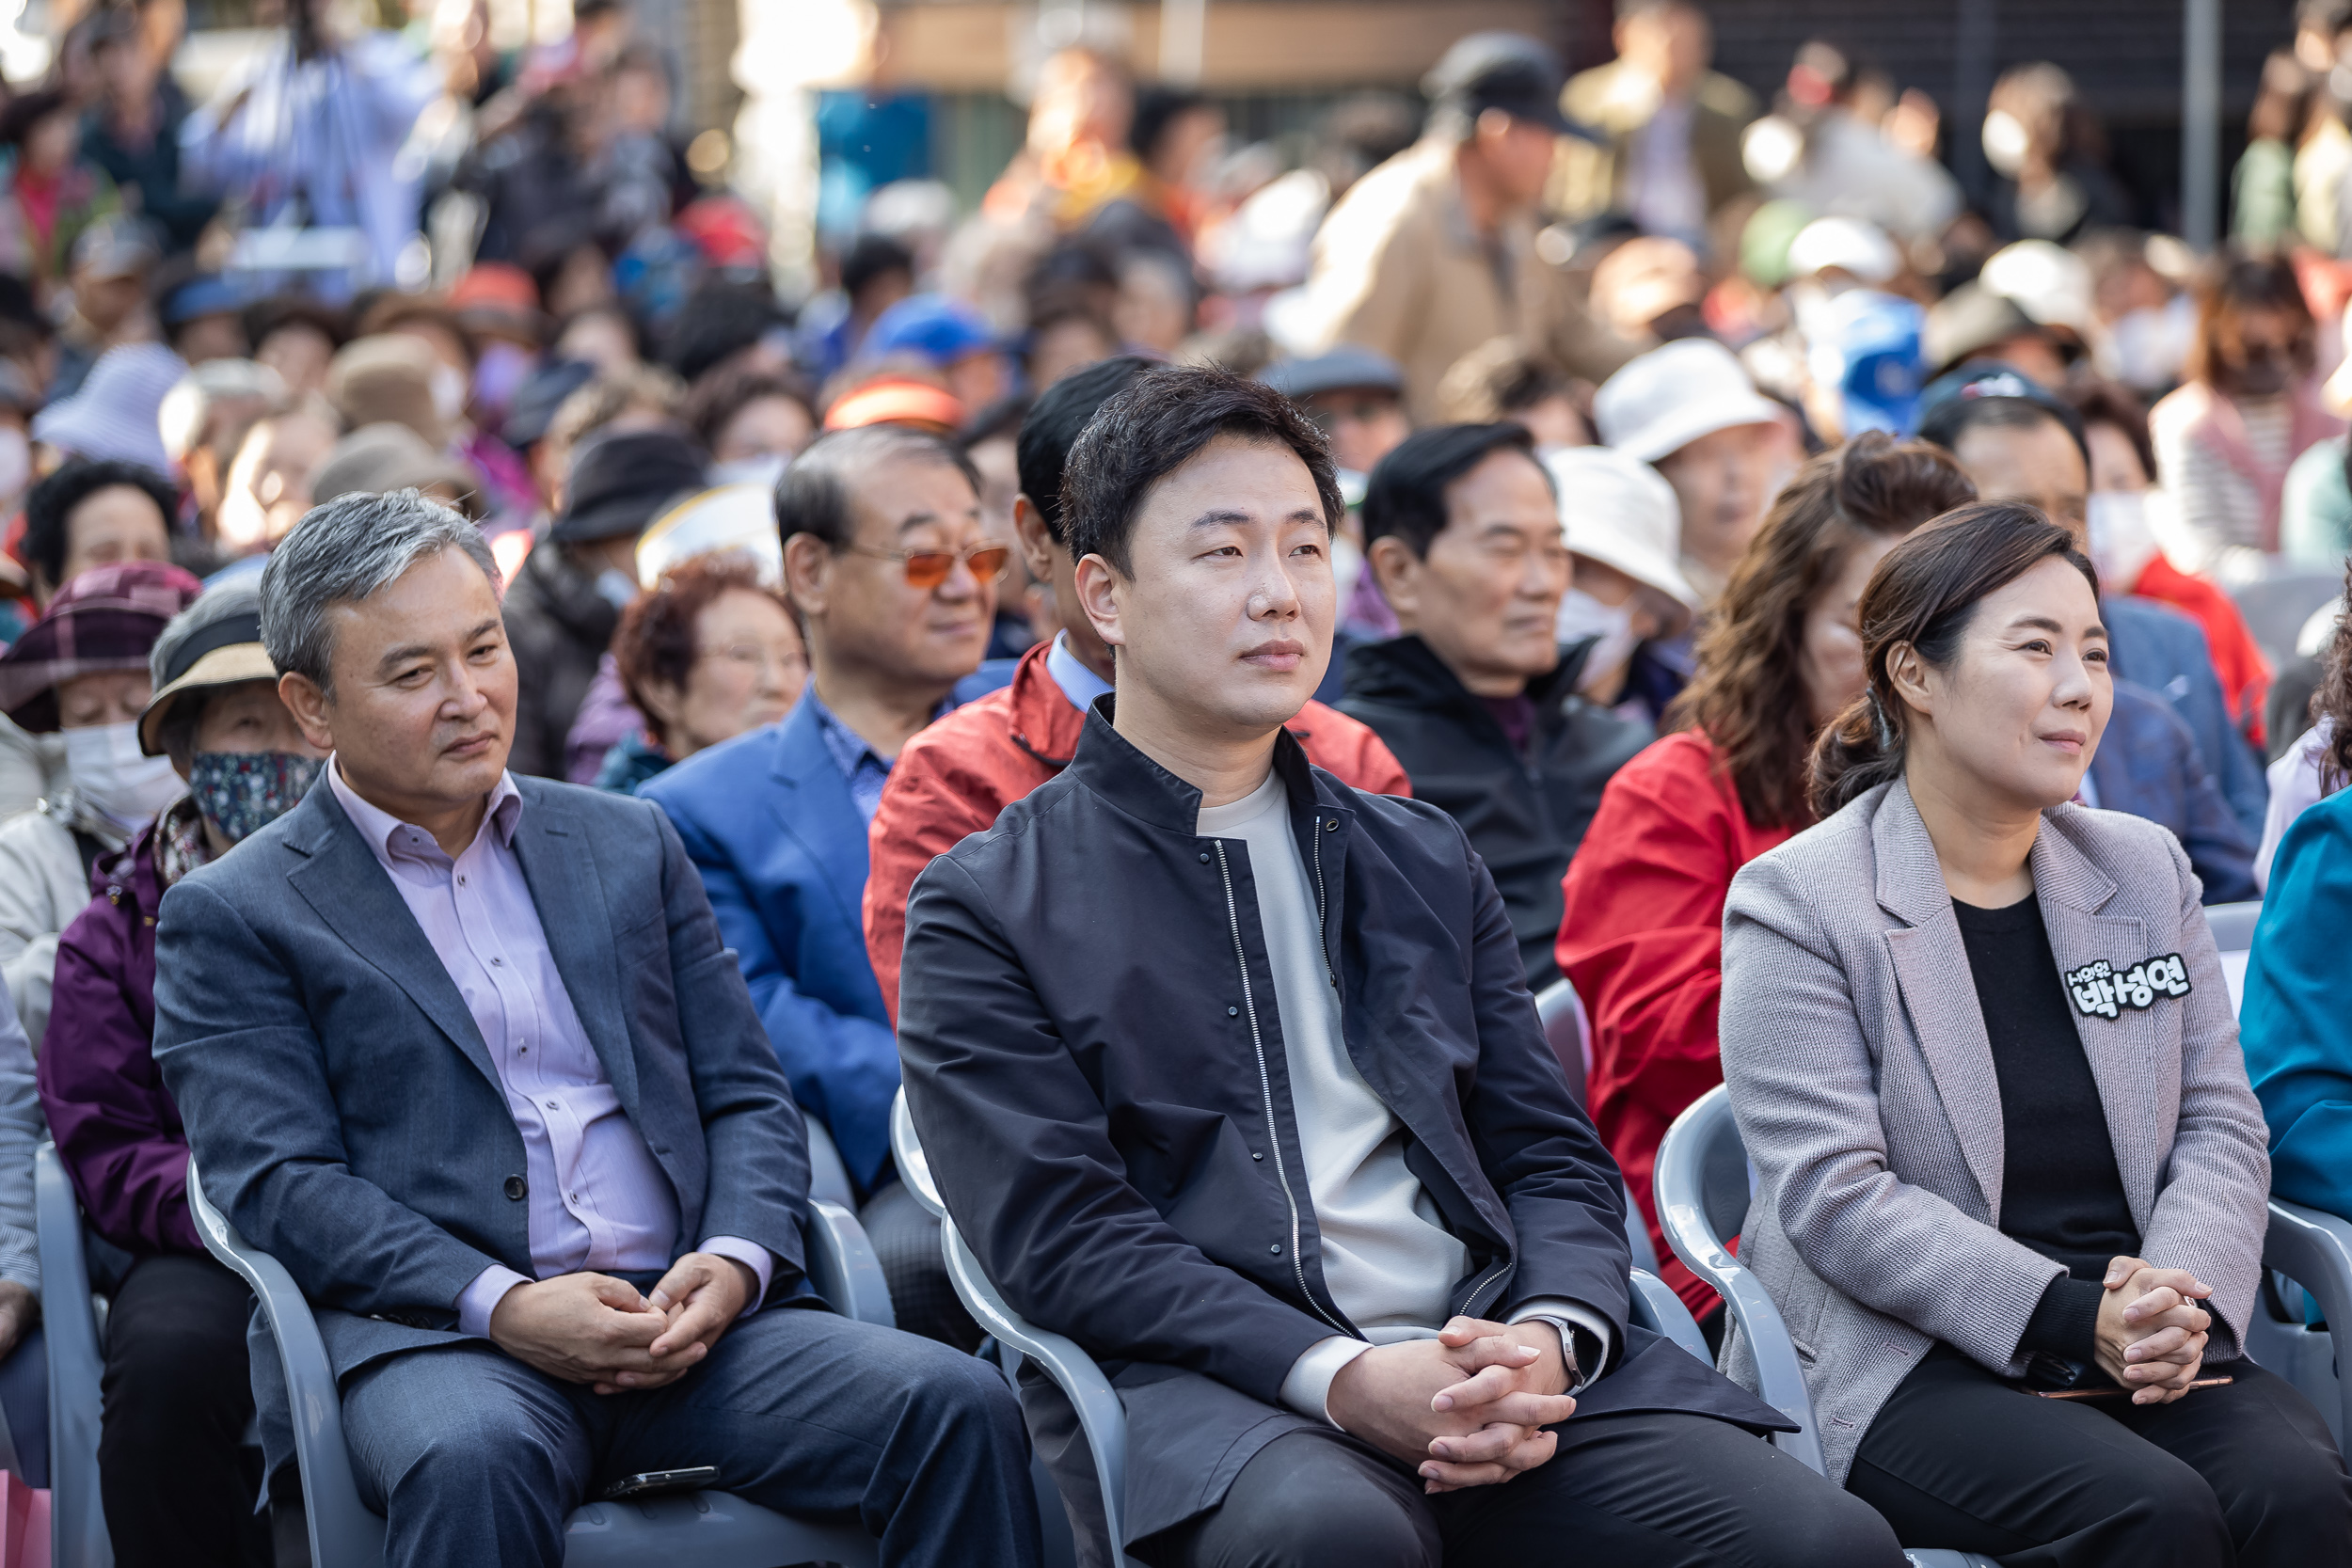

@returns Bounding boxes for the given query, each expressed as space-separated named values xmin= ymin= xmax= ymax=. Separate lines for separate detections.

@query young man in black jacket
xmin=895 ymin=366 xmax=1901 ymax=1568
xmin=1339 ymin=423 xmax=1651 ymax=987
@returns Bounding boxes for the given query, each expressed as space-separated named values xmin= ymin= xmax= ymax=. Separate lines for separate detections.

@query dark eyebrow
xmin=376 ymin=617 xmax=503 ymax=673
xmin=1189 ymin=509 xmax=1253 ymax=528
xmin=2010 ymin=612 xmax=2108 ymax=641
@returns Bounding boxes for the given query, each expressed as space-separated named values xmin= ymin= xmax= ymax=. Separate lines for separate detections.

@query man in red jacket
xmin=864 ymin=357 xmax=1409 ymax=1019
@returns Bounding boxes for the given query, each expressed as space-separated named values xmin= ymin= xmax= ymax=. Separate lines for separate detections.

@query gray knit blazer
xmin=1716 ymin=779 xmax=2269 ymax=1485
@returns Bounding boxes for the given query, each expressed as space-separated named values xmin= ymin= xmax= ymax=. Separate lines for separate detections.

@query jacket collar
xmin=1343 ymin=634 xmax=1580 ymax=728
xmin=1066 ymin=696 xmax=1329 ymax=835
xmin=1870 ymin=777 xmax=2119 ymax=928
xmin=1004 ymin=640 xmax=1088 ymax=769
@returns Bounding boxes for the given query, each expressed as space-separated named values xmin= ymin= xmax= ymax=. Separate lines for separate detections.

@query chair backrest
xmin=804 ymin=1117 xmax=857 ymax=1211
xmin=890 ymin=1088 xmax=945 ymax=1219
xmin=1654 ymin=1085 xmax=1825 ymax=1476
xmin=34 ymin=1144 xmax=110 ymax=1568
xmin=2203 ymin=899 xmax=2264 ymax=955
xmin=1533 ymin=979 xmax=1588 ymax=1105
xmin=2232 ymin=573 xmax=2344 ymax=668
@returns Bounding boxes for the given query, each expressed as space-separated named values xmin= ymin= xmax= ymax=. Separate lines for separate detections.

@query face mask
xmin=1981 ymin=108 xmax=2030 ymax=178
xmin=2086 ymin=491 xmax=2161 ymax=592
xmin=63 ymin=721 xmax=184 ymax=831
xmin=595 ymin=566 xmax=640 ymax=609
xmin=1555 ymin=587 xmax=1639 ymax=686
xmin=708 ymin=453 xmax=787 ymax=493
xmin=188 ymin=751 xmax=326 ymax=846
xmin=431 ymin=362 xmax=469 ymax=422
xmin=471 ymin=342 xmax=536 ymax=415
xmin=0 ymin=427 xmax=30 ymax=504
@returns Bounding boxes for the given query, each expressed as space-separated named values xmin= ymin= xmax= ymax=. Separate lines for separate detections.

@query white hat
xmin=634 ymin=483 xmax=786 ymax=590
xmin=1593 ymin=339 xmax=1783 ymax=464
xmin=1544 ymin=446 xmax=1699 ymax=636
xmin=1979 ymin=240 xmax=2098 ymax=339
xmin=1786 ymin=217 xmax=1901 ymax=286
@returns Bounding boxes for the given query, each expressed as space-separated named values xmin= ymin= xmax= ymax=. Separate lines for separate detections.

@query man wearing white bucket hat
xmin=1546 ymin=446 xmax=1701 ymax=725
xmin=1594 ymin=338 xmax=1791 ymax=603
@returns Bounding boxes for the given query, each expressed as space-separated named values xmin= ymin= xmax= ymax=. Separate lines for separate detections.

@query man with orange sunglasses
xmin=641 ymin=422 xmax=1010 ymax=1347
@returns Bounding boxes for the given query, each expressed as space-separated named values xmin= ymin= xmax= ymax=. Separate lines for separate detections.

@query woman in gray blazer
xmin=1719 ymin=502 xmax=2352 ymax=1566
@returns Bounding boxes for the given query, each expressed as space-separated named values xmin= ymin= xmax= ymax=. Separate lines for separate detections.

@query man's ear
xmin=1071 ymin=552 xmax=1126 ymax=650
xmin=1365 ymin=535 xmax=1422 ymax=626
xmin=1011 ymin=493 xmax=1059 ymax=584
xmin=277 ymin=670 xmax=335 ymax=754
xmin=781 ymin=531 xmax=832 ymax=622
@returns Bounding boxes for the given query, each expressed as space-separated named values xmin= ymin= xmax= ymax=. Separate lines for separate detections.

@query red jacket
xmin=2126 ymin=558 xmax=2271 ymax=746
xmin=865 ymin=641 xmax=1412 ymax=1022
xmin=1555 ymin=730 xmax=1792 ymax=1318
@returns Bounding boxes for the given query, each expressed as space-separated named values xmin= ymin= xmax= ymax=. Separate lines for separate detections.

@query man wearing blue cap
xmin=1295 ymin=32 xmax=1639 ymax=422
xmin=860 ymin=295 xmax=1009 ymax=416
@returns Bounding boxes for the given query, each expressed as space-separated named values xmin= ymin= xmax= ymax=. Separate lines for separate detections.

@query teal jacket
xmin=2242 ymin=783 xmax=2352 ymax=1214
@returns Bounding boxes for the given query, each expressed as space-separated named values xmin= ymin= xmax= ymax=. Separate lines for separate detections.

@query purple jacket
xmin=38 ymin=820 xmax=199 ymax=1256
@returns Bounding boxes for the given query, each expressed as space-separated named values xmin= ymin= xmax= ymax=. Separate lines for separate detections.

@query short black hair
xmin=22 ymin=459 xmax=180 ymax=591
xmin=1917 ymin=387 xmax=2090 ymax=468
xmin=1015 ymin=355 xmax=1154 ymax=546
xmin=1061 ymin=364 xmax=1342 ymax=576
xmin=959 ymin=391 xmax=1031 ymax=450
xmin=663 ymin=280 xmax=788 ymax=387
xmin=775 ymin=424 xmax=981 ymax=551
xmin=1132 ymin=85 xmax=1213 ymax=163
xmin=840 ymin=234 xmax=915 ymax=302
xmin=1361 ymin=423 xmax=1548 ymax=560
xmin=683 ymin=363 xmax=818 ymax=451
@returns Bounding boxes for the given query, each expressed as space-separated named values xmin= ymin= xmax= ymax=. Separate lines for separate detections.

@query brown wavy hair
xmin=1807 ymin=502 xmax=2098 ymax=819
xmin=1668 ymin=432 xmax=1978 ymax=832
xmin=612 ymin=555 xmax=797 ymax=753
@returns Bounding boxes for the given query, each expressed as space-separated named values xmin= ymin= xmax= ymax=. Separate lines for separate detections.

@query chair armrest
xmin=803 ymin=1199 xmax=897 ymax=1328
xmin=1655 ymin=1088 xmax=1826 ymax=1477
xmin=1628 ymin=1267 xmax=1709 ymax=1365
xmin=889 ymin=1089 xmax=944 ymax=1220
xmin=186 ymin=1154 xmax=386 ymax=1568
xmin=35 ymin=1144 xmax=107 ymax=1567
xmin=2263 ymin=1198 xmax=2352 ymax=1445
xmin=803 ymin=1117 xmax=856 ymax=1212
xmin=939 ymin=1218 xmax=1128 ymax=1552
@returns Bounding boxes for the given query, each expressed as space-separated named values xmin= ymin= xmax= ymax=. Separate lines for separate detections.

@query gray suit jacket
xmin=1717 ymin=779 xmax=2269 ymax=1484
xmin=152 ymin=773 xmax=813 ymax=1393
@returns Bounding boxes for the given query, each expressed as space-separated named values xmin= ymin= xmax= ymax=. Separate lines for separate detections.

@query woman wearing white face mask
xmin=1545 ymin=445 xmax=1702 ymax=727
xmin=0 ymin=560 xmax=199 ymax=1050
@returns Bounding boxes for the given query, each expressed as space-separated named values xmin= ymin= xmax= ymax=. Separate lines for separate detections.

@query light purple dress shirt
xmin=327 ymin=761 xmax=772 ymax=1336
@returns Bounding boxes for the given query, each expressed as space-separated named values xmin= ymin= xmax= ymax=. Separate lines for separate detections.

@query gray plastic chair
xmin=1656 ymin=1086 xmax=1999 ymax=1568
xmin=803 ymin=1115 xmax=857 ymax=1212
xmin=35 ymin=1144 xmax=109 ymax=1568
xmin=2230 ymin=572 xmax=2344 ymax=668
xmin=186 ymin=1153 xmax=889 ymax=1568
xmin=895 ymin=1087 xmax=1713 ymax=1564
xmin=1532 ymin=978 xmax=1588 ymax=1105
xmin=2251 ymin=1198 xmax=2352 ymax=1449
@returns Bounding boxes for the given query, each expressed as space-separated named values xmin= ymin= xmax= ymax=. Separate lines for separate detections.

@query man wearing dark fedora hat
xmin=501 ymin=426 xmax=708 ymax=778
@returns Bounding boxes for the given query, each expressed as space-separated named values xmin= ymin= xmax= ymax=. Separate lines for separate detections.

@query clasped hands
xmin=486 ymin=1251 xmax=757 ymax=1395
xmin=1327 ymin=1317 xmax=1579 ymax=1496
xmin=2093 ymin=1253 xmax=2215 ymax=1406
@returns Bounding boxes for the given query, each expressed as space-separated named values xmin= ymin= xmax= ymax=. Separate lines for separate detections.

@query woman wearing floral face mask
xmin=39 ymin=577 xmax=326 ymax=1567
xmin=0 ymin=560 xmax=199 ymax=1050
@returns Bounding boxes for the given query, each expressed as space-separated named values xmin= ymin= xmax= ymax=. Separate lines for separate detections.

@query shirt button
xmin=1325 ymin=819 xmax=1338 ymax=831
xmin=457 ymin=874 xmax=467 ymax=885
xmin=1227 ymin=1006 xmax=1239 ymax=1017
xmin=545 ymin=1101 xmax=558 ymax=1110
xmin=491 ymin=957 xmax=503 ymax=966
xmin=502 ymin=1176 xmax=527 ymax=1200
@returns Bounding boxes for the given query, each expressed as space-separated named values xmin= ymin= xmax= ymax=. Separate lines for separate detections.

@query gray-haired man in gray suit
xmin=152 ymin=491 xmax=1039 ymax=1568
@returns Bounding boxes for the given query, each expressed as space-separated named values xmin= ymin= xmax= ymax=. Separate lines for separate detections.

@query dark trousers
xmin=341 ymin=1301 xmax=1038 ymax=1568
xmin=99 ymin=1252 xmax=271 ymax=1568
xmin=861 ymin=1179 xmax=982 ymax=1352
xmin=1849 ymin=1344 xmax=2352 ymax=1567
xmin=1136 ymin=1414 xmax=1905 ymax=1568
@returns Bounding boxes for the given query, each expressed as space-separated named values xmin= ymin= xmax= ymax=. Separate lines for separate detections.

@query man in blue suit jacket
xmin=2088 ymin=678 xmax=2260 ymax=903
xmin=642 ymin=423 xmax=1009 ymax=1347
xmin=153 ymin=492 xmax=1036 ymax=1568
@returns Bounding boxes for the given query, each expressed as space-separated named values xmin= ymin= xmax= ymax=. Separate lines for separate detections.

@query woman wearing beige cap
xmin=1545 ymin=444 xmax=1702 ymax=727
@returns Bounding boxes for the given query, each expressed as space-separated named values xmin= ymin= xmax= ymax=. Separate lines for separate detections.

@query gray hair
xmin=260 ymin=489 xmax=501 ymax=696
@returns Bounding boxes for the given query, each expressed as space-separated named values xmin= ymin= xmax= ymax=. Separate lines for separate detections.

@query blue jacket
xmin=2107 ymin=594 xmax=2267 ymax=843
xmin=2242 ymin=784 xmax=2352 ymax=1217
xmin=151 ymin=775 xmax=812 ymax=1393
xmin=640 ymin=690 xmax=899 ymax=1190
xmin=2089 ymin=679 xmax=2260 ymax=905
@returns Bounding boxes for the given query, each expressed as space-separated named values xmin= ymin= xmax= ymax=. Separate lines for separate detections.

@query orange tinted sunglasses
xmin=850 ymin=542 xmax=1013 ymax=589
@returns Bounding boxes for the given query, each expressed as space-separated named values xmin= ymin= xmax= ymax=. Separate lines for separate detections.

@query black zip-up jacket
xmin=898 ymin=703 xmax=1784 ymax=1546
xmin=1337 ymin=634 xmax=1653 ymax=989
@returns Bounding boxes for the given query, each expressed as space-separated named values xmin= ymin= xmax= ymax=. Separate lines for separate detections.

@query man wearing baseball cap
xmin=1295 ymin=32 xmax=1639 ymax=422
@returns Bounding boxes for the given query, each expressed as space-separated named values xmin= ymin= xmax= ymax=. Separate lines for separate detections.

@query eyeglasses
xmin=846 ymin=542 xmax=1013 ymax=589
